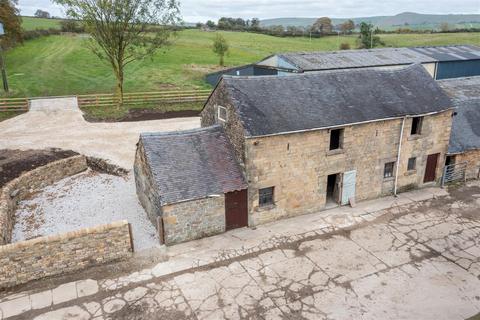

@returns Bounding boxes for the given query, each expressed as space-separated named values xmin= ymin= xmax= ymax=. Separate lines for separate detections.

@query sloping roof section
xmin=276 ymin=45 xmax=480 ymax=71
xmin=438 ymin=76 xmax=480 ymax=154
xmin=222 ymin=64 xmax=452 ymax=137
xmin=140 ymin=126 xmax=247 ymax=205
xmin=410 ymin=45 xmax=480 ymax=62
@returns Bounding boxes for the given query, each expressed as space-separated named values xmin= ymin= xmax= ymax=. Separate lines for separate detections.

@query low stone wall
xmin=0 ymin=220 xmax=133 ymax=288
xmin=0 ymin=155 xmax=88 ymax=245
xmin=87 ymin=156 xmax=129 ymax=176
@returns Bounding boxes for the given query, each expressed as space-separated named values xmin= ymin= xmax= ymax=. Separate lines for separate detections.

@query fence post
xmin=441 ymin=166 xmax=446 ymax=188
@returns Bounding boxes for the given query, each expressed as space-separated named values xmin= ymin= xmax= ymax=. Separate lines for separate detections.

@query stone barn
xmin=202 ymin=64 xmax=453 ymax=226
xmin=134 ymin=126 xmax=247 ymax=245
xmin=135 ymin=64 xmax=455 ymax=244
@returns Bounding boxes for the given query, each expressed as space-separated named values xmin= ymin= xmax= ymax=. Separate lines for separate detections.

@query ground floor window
xmin=384 ymin=162 xmax=395 ymax=178
xmin=408 ymin=157 xmax=417 ymax=171
xmin=259 ymin=187 xmax=274 ymax=206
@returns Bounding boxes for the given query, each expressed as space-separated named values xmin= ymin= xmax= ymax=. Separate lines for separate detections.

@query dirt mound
xmin=0 ymin=149 xmax=78 ymax=187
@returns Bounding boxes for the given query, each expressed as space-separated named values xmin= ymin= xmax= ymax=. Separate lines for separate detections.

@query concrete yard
xmin=0 ymin=98 xmax=200 ymax=169
xmin=3 ymin=181 xmax=480 ymax=320
xmin=12 ymin=170 xmax=159 ymax=251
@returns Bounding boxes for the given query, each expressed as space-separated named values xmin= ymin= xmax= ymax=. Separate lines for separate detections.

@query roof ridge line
xmin=140 ymin=125 xmax=221 ymax=138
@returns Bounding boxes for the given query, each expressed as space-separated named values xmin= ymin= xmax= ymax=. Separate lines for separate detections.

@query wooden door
xmin=424 ymin=153 xmax=440 ymax=183
xmin=225 ymin=189 xmax=248 ymax=231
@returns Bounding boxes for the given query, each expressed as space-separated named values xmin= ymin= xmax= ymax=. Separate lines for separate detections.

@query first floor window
xmin=408 ymin=157 xmax=417 ymax=171
xmin=329 ymin=128 xmax=344 ymax=151
xmin=384 ymin=162 xmax=395 ymax=178
xmin=411 ymin=116 xmax=423 ymax=135
xmin=259 ymin=187 xmax=274 ymax=206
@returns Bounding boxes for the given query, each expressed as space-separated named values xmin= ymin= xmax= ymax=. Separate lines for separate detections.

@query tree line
xmin=198 ymin=17 xmax=356 ymax=37
xmin=199 ymin=16 xmax=480 ymax=37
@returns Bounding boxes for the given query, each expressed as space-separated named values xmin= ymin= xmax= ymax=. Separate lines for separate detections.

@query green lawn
xmin=21 ymin=16 xmax=62 ymax=31
xmin=2 ymin=29 xmax=480 ymax=98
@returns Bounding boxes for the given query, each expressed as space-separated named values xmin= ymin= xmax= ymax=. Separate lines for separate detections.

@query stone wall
xmin=134 ymin=141 xmax=162 ymax=226
xmin=0 ymin=155 xmax=88 ymax=245
xmin=0 ymin=220 xmax=132 ymax=288
xmin=245 ymin=111 xmax=453 ymax=225
xmin=161 ymin=196 xmax=225 ymax=245
xmin=456 ymin=149 xmax=480 ymax=180
xmin=201 ymin=82 xmax=247 ymax=166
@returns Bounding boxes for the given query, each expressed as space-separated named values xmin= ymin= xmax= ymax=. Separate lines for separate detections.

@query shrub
xmin=60 ymin=20 xmax=85 ymax=33
xmin=22 ymin=28 xmax=61 ymax=41
xmin=339 ymin=42 xmax=351 ymax=50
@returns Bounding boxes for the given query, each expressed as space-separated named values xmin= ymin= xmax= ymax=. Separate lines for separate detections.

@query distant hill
xmin=260 ymin=12 xmax=480 ymax=30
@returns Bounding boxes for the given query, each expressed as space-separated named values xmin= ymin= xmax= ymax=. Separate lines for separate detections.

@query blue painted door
xmin=341 ymin=170 xmax=356 ymax=205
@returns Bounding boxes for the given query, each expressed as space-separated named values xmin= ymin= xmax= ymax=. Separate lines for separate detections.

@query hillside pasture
xmin=3 ymin=29 xmax=480 ymax=99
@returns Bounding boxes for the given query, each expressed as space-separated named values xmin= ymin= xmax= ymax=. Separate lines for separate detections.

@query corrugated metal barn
xmin=206 ymin=45 xmax=480 ymax=85
xmin=205 ymin=64 xmax=278 ymax=86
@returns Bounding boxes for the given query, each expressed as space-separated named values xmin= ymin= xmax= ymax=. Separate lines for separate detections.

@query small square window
xmin=217 ymin=106 xmax=227 ymax=122
xmin=384 ymin=162 xmax=395 ymax=178
xmin=329 ymin=129 xmax=344 ymax=151
xmin=411 ymin=117 xmax=423 ymax=135
xmin=259 ymin=187 xmax=274 ymax=206
xmin=407 ymin=157 xmax=416 ymax=171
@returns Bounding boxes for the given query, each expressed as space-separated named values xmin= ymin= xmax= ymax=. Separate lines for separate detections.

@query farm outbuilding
xmin=134 ymin=126 xmax=247 ymax=245
xmin=439 ymin=76 xmax=480 ymax=180
xmin=207 ymin=45 xmax=480 ymax=83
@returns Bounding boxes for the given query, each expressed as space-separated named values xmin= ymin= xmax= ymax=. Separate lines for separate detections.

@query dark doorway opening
xmin=326 ymin=173 xmax=341 ymax=207
xmin=445 ymin=155 xmax=456 ymax=166
xmin=225 ymin=189 xmax=248 ymax=231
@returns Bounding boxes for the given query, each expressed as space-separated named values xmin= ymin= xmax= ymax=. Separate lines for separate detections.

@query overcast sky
xmin=18 ymin=0 xmax=480 ymax=22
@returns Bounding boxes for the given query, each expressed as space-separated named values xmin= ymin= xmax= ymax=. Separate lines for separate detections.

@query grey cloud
xmin=18 ymin=0 xmax=480 ymax=22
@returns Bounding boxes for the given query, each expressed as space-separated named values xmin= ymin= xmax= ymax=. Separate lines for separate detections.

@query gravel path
xmin=12 ymin=170 xmax=159 ymax=251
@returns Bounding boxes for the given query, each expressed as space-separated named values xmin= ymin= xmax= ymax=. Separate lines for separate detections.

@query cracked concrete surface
xmin=2 ymin=181 xmax=480 ymax=319
xmin=0 ymin=98 xmax=200 ymax=169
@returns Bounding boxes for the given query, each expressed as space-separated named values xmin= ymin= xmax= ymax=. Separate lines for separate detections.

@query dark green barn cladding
xmin=436 ymin=60 xmax=480 ymax=80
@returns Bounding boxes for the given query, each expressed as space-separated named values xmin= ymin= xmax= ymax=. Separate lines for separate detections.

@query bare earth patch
xmin=0 ymin=148 xmax=78 ymax=187
xmin=12 ymin=170 xmax=159 ymax=250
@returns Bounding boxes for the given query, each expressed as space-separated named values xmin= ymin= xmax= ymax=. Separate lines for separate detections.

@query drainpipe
xmin=394 ymin=116 xmax=407 ymax=196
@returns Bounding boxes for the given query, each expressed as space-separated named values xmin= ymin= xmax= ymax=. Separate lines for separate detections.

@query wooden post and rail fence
xmin=0 ymin=89 xmax=212 ymax=112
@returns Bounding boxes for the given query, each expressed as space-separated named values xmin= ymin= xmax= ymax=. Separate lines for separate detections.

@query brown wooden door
xmin=225 ymin=189 xmax=248 ymax=231
xmin=424 ymin=153 xmax=440 ymax=183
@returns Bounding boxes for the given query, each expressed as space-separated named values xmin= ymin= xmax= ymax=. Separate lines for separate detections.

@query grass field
xmin=3 ymin=29 xmax=480 ymax=99
xmin=21 ymin=16 xmax=62 ymax=31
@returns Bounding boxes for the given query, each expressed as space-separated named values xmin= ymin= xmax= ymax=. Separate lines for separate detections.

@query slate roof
xmin=275 ymin=45 xmax=480 ymax=71
xmin=221 ymin=64 xmax=453 ymax=137
xmin=438 ymin=76 xmax=480 ymax=154
xmin=139 ymin=126 xmax=247 ymax=206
